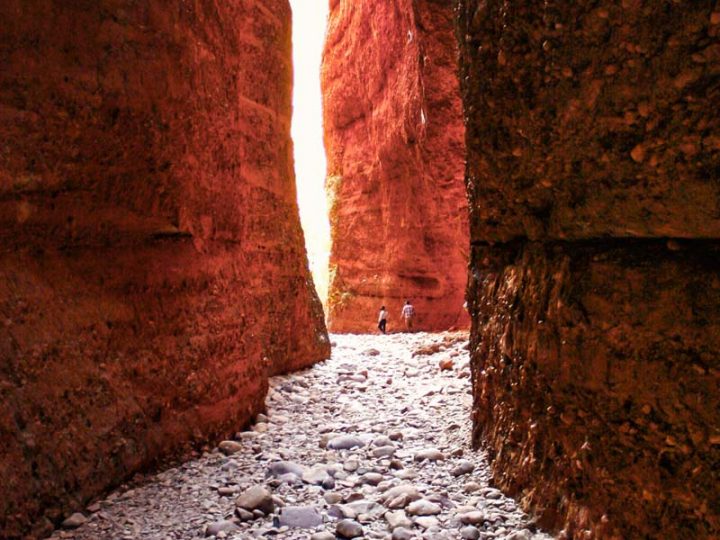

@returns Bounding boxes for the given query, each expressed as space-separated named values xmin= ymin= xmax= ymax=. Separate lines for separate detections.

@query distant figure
xmin=378 ymin=305 xmax=388 ymax=334
xmin=401 ymin=300 xmax=415 ymax=331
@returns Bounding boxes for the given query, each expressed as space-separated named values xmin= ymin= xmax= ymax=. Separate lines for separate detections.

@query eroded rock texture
xmin=323 ymin=0 xmax=468 ymax=332
xmin=0 ymin=1 xmax=329 ymax=537
xmin=459 ymin=1 xmax=720 ymax=538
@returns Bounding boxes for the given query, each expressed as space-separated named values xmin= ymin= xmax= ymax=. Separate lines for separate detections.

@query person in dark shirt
xmin=378 ymin=306 xmax=388 ymax=334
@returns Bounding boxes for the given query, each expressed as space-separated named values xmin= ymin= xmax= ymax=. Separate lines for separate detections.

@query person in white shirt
xmin=401 ymin=300 xmax=415 ymax=331
xmin=378 ymin=306 xmax=388 ymax=334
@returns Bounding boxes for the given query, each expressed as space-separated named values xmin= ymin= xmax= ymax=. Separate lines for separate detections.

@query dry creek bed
xmin=50 ymin=332 xmax=554 ymax=540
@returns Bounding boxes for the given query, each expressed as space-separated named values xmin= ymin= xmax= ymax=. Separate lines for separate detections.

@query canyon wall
xmin=322 ymin=0 xmax=469 ymax=333
xmin=459 ymin=1 xmax=720 ymax=538
xmin=0 ymin=1 xmax=329 ymax=538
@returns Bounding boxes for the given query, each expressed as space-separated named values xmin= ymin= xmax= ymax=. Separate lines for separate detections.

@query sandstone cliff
xmin=322 ymin=0 xmax=469 ymax=332
xmin=0 ymin=1 xmax=329 ymax=537
xmin=458 ymin=0 xmax=720 ymax=537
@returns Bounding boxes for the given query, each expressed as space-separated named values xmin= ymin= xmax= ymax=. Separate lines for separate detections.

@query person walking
xmin=401 ymin=300 xmax=415 ymax=331
xmin=378 ymin=305 xmax=388 ymax=334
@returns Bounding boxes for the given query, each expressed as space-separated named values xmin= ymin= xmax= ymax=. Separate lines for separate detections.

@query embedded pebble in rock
xmin=48 ymin=333 xmax=554 ymax=540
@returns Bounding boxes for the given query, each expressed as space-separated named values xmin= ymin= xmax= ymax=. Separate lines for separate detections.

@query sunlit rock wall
xmin=322 ymin=0 xmax=469 ymax=332
xmin=459 ymin=1 xmax=720 ymax=537
xmin=0 ymin=1 xmax=329 ymax=537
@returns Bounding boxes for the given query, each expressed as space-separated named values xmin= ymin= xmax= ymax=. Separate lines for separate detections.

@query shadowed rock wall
xmin=322 ymin=0 xmax=469 ymax=332
xmin=459 ymin=0 xmax=720 ymax=538
xmin=0 ymin=1 xmax=329 ymax=537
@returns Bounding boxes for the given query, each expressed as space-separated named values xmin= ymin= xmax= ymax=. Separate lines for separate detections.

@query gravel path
xmin=50 ymin=333 xmax=553 ymax=540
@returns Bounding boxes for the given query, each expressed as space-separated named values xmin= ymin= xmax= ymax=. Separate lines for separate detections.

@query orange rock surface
xmin=322 ymin=0 xmax=469 ymax=333
xmin=458 ymin=1 xmax=720 ymax=537
xmin=0 ymin=1 xmax=328 ymax=537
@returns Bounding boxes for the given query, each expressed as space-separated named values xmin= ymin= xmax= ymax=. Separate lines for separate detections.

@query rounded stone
xmin=336 ymin=519 xmax=364 ymax=538
xmin=460 ymin=525 xmax=481 ymax=539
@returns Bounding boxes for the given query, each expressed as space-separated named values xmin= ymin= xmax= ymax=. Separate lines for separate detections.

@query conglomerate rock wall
xmin=458 ymin=1 xmax=720 ymax=538
xmin=322 ymin=0 xmax=469 ymax=332
xmin=0 ymin=1 xmax=329 ymax=537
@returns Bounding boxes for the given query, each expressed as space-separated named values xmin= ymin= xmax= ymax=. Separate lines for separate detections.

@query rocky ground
xmin=49 ymin=333 xmax=553 ymax=540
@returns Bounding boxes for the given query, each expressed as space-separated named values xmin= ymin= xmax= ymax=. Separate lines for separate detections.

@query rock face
xmin=458 ymin=1 xmax=720 ymax=538
xmin=322 ymin=0 xmax=469 ymax=332
xmin=459 ymin=1 xmax=720 ymax=243
xmin=0 ymin=1 xmax=329 ymax=538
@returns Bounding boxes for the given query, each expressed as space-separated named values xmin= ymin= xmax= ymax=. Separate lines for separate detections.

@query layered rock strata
xmin=459 ymin=1 xmax=720 ymax=538
xmin=322 ymin=0 xmax=469 ymax=332
xmin=0 ymin=1 xmax=329 ymax=538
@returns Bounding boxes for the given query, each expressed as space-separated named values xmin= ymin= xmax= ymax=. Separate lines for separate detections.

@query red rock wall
xmin=459 ymin=1 xmax=720 ymax=538
xmin=322 ymin=0 xmax=469 ymax=333
xmin=0 ymin=1 xmax=329 ymax=538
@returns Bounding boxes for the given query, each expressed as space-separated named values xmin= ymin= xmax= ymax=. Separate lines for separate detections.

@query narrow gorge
xmin=1 ymin=1 xmax=718 ymax=539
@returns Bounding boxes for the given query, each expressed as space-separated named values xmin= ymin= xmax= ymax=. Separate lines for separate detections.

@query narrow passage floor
xmin=51 ymin=333 xmax=553 ymax=540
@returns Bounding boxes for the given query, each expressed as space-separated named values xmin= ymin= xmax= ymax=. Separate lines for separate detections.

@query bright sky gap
xmin=290 ymin=1 xmax=331 ymax=307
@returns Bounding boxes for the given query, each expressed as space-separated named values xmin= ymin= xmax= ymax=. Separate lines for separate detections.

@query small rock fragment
xmin=451 ymin=460 xmax=475 ymax=476
xmin=385 ymin=510 xmax=412 ymax=529
xmin=392 ymin=527 xmax=415 ymax=540
xmin=413 ymin=448 xmax=445 ymax=462
xmin=336 ymin=518 xmax=364 ymax=538
xmin=205 ymin=520 xmax=240 ymax=537
xmin=218 ymin=440 xmax=244 ymax=455
xmin=277 ymin=506 xmax=323 ymax=528
xmin=311 ymin=533 xmax=336 ymax=540
xmin=328 ymin=435 xmax=366 ymax=450
xmin=406 ymin=499 xmax=441 ymax=516
xmin=439 ymin=358 xmax=454 ymax=370
xmin=459 ymin=511 xmax=485 ymax=525
xmin=236 ymin=486 xmax=275 ymax=514
xmin=61 ymin=513 xmax=88 ymax=529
